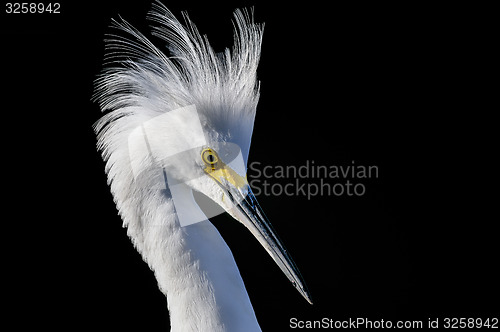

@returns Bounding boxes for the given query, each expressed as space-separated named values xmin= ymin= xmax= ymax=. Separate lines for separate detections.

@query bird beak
xmin=204 ymin=157 xmax=313 ymax=304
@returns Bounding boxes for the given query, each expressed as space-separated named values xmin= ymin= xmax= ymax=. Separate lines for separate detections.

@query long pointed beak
xmin=225 ymin=184 xmax=313 ymax=304
xmin=201 ymin=148 xmax=312 ymax=303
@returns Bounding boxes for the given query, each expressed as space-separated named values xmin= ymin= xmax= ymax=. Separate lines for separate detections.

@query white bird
xmin=93 ymin=2 xmax=312 ymax=331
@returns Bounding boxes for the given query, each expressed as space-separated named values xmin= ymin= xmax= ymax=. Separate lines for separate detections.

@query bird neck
xmin=135 ymin=188 xmax=261 ymax=332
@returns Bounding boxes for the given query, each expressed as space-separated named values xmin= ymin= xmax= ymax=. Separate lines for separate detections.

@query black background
xmin=2 ymin=1 xmax=497 ymax=330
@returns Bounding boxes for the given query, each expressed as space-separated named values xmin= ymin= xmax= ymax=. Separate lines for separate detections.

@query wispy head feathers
xmin=94 ymin=2 xmax=264 ymax=144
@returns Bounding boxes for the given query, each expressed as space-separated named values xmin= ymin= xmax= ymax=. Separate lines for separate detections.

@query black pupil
xmin=207 ymin=154 xmax=214 ymax=163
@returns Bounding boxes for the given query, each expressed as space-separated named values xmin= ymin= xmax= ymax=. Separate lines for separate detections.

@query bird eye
xmin=201 ymin=148 xmax=219 ymax=165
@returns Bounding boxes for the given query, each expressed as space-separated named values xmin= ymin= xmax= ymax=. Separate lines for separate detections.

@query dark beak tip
xmin=303 ymin=291 xmax=313 ymax=305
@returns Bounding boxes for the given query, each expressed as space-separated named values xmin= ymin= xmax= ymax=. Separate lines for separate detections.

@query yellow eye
xmin=201 ymin=148 xmax=218 ymax=165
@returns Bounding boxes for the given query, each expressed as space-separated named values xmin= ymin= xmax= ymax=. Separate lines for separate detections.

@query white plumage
xmin=94 ymin=2 xmax=311 ymax=331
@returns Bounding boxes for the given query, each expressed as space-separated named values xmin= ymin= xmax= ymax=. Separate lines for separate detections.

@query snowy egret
xmin=94 ymin=2 xmax=311 ymax=330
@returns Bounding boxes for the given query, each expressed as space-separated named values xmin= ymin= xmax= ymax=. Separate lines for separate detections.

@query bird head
xmin=94 ymin=2 xmax=312 ymax=304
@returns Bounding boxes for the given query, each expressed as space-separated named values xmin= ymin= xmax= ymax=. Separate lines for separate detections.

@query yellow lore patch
xmin=201 ymin=148 xmax=247 ymax=189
